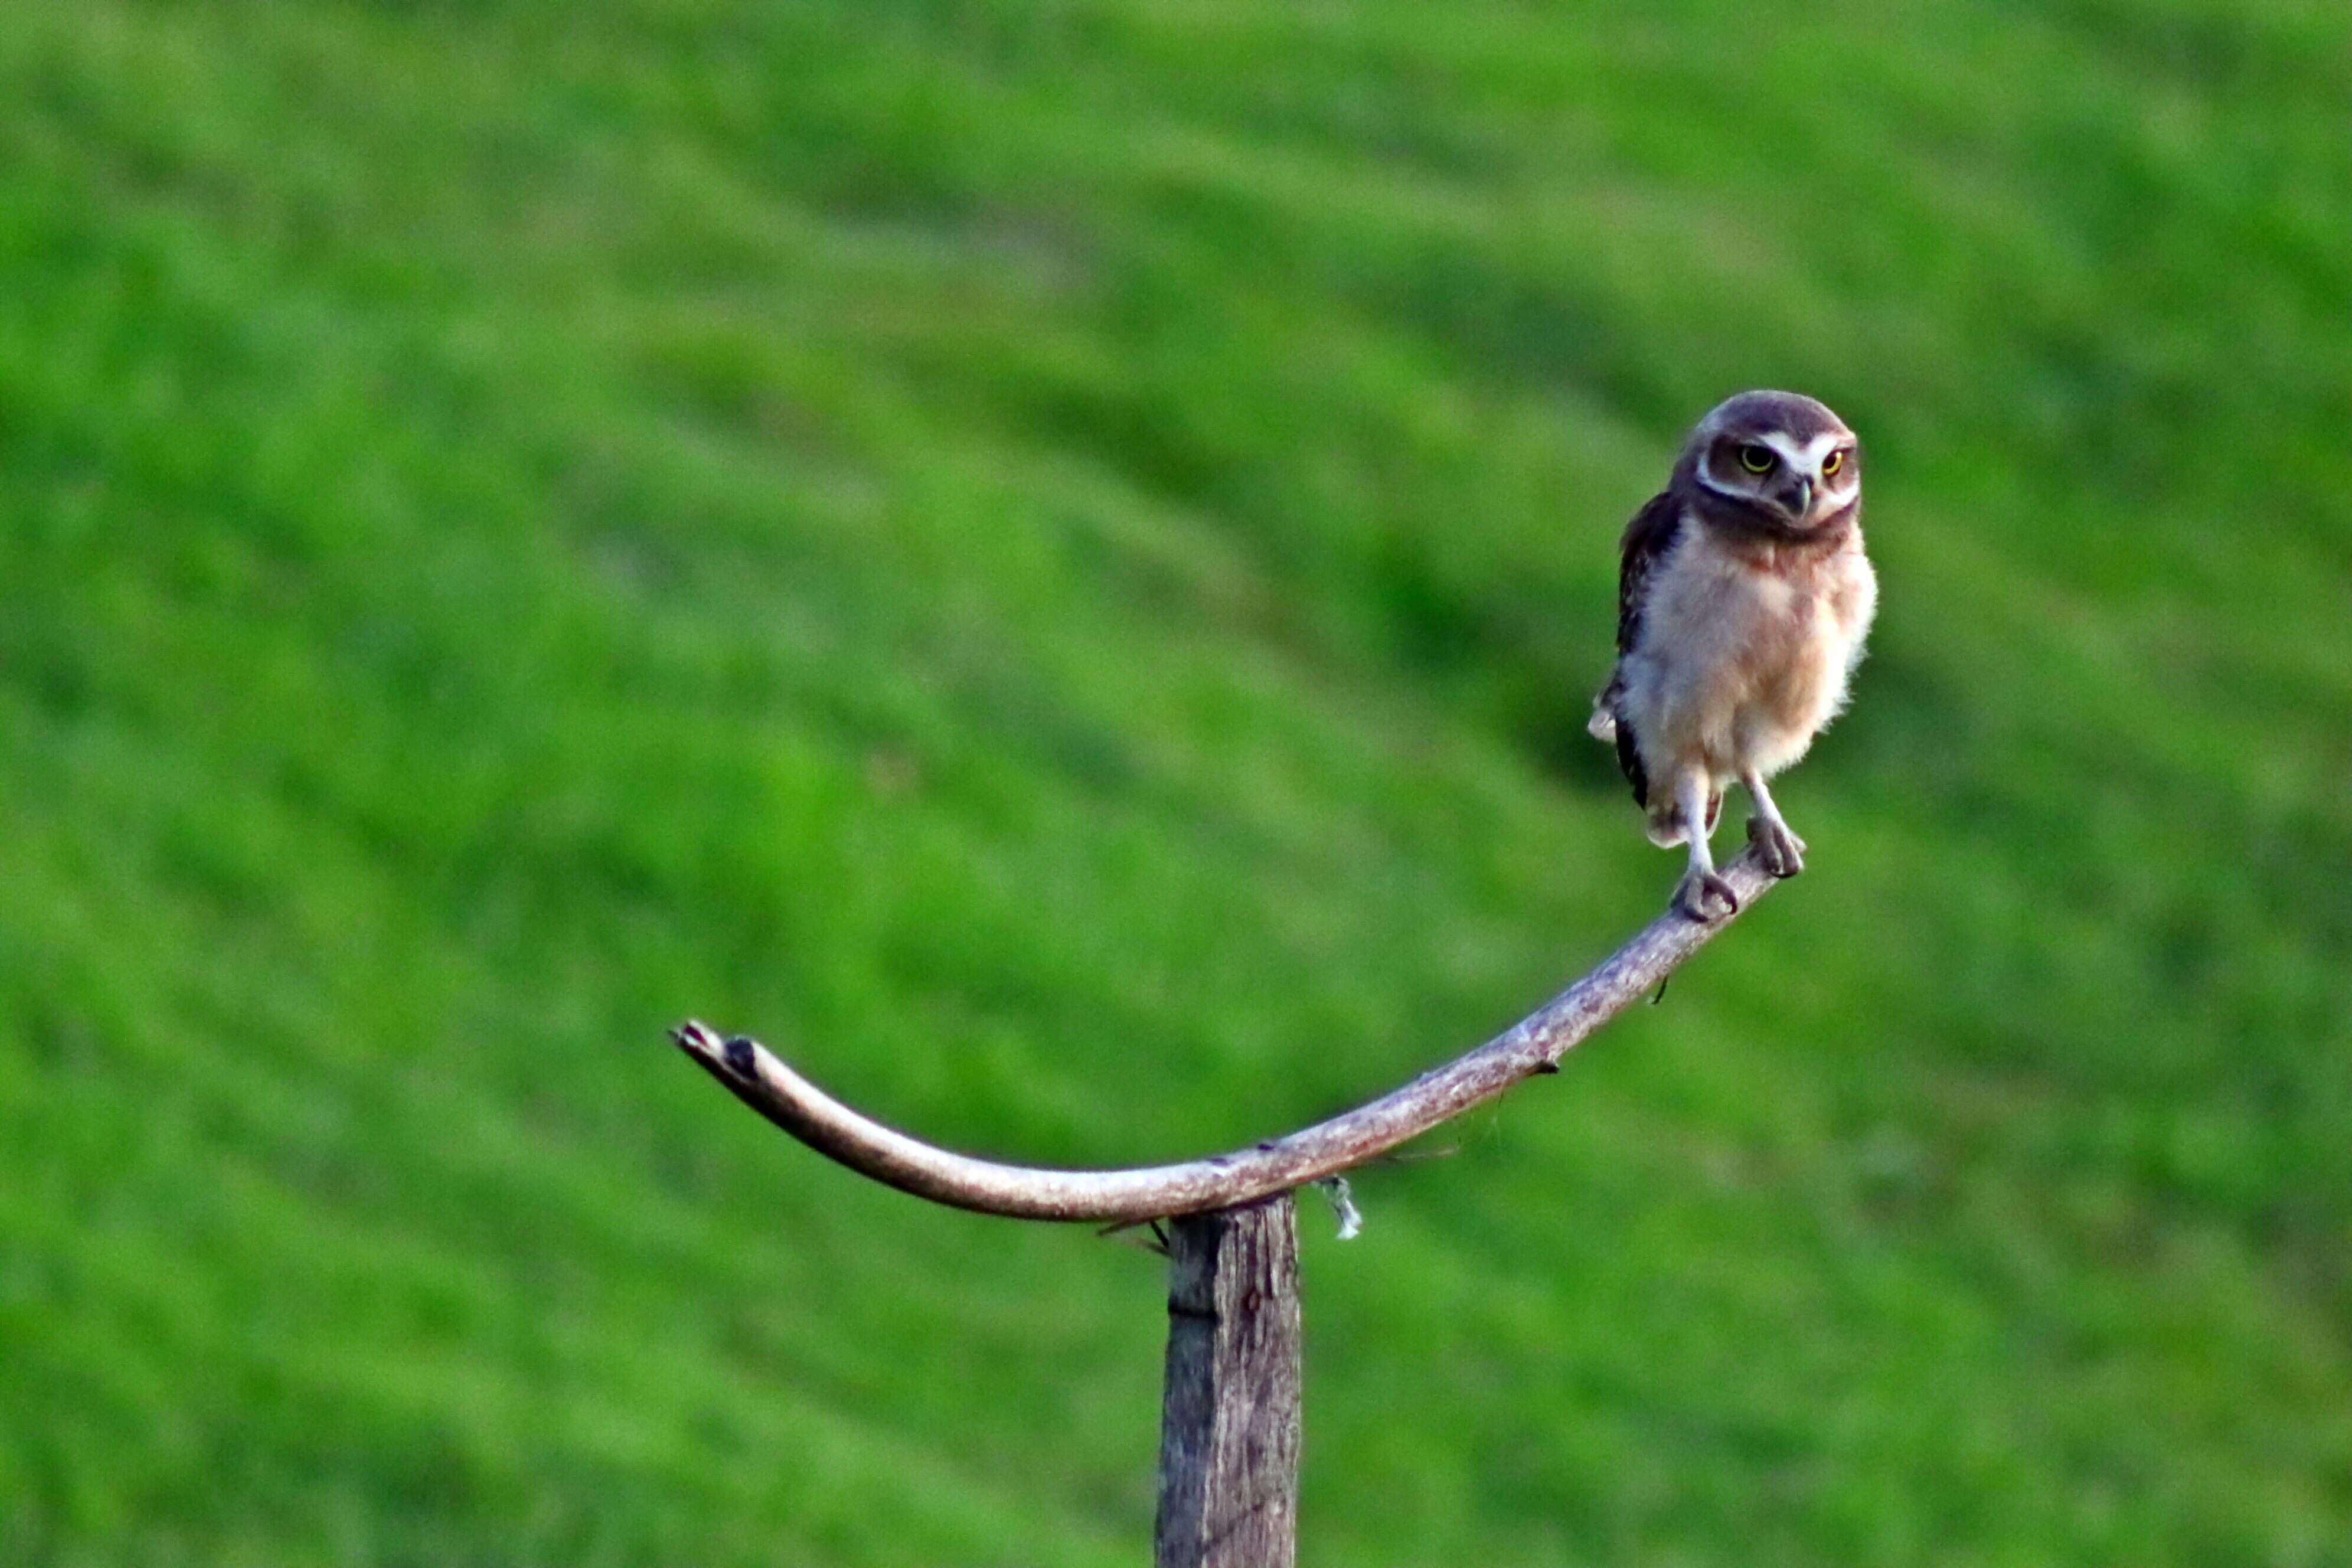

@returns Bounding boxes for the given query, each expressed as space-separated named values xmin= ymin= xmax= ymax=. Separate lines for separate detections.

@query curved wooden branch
xmin=675 ymin=845 xmax=1781 ymax=1222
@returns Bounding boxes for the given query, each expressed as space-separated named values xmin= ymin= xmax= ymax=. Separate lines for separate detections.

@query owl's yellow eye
xmin=1822 ymin=448 xmax=1847 ymax=478
xmin=1737 ymin=443 xmax=1776 ymax=474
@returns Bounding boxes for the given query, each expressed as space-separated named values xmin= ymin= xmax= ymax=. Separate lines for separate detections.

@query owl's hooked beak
xmin=1773 ymin=475 xmax=1814 ymax=520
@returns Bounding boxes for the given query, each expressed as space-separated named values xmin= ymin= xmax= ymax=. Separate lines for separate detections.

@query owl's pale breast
xmin=1623 ymin=521 xmax=1876 ymax=784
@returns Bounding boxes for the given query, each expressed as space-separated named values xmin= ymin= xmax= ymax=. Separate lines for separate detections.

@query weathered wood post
xmin=672 ymin=846 xmax=1781 ymax=1562
xmin=1155 ymin=1196 xmax=1302 ymax=1568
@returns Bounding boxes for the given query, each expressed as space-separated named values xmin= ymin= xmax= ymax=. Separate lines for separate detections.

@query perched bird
xmin=1588 ymin=390 xmax=1877 ymax=920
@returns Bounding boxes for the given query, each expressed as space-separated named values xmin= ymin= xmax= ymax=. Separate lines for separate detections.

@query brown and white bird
xmin=1588 ymin=390 xmax=1877 ymax=920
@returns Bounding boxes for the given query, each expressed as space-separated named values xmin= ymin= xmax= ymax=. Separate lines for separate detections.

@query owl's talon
xmin=1746 ymin=816 xmax=1807 ymax=878
xmin=1672 ymin=869 xmax=1740 ymax=922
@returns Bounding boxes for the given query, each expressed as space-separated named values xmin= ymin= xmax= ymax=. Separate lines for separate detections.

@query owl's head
xmin=1684 ymin=390 xmax=1860 ymax=531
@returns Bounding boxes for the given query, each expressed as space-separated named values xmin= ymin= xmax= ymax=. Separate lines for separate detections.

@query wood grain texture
xmin=1154 ymin=1195 xmax=1301 ymax=1568
xmin=672 ymin=845 xmax=1783 ymax=1223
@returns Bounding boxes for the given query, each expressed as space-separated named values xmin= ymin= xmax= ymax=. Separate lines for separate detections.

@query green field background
xmin=3 ymin=2 xmax=2348 ymax=1563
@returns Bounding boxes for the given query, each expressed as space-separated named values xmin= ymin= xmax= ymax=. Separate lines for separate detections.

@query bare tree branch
xmin=673 ymin=846 xmax=1781 ymax=1223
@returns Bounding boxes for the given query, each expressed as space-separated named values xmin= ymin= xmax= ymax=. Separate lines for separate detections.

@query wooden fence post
xmin=1155 ymin=1195 xmax=1302 ymax=1568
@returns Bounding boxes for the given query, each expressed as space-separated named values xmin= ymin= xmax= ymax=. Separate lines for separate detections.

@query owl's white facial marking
xmin=1695 ymin=426 xmax=1857 ymax=526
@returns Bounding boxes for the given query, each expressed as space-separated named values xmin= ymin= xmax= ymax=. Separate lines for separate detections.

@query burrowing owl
xmin=1588 ymin=390 xmax=1877 ymax=921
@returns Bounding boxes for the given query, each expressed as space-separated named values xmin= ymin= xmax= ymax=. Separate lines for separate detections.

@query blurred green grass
xmin=2 ymin=0 xmax=2348 ymax=1563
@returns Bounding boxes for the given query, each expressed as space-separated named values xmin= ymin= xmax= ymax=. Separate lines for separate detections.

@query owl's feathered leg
xmin=1740 ymin=769 xmax=1807 ymax=878
xmin=1669 ymin=767 xmax=1738 ymax=921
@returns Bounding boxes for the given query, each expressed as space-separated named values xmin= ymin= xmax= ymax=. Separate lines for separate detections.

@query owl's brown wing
xmin=1602 ymin=490 xmax=1684 ymax=808
xmin=1616 ymin=489 xmax=1684 ymax=660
